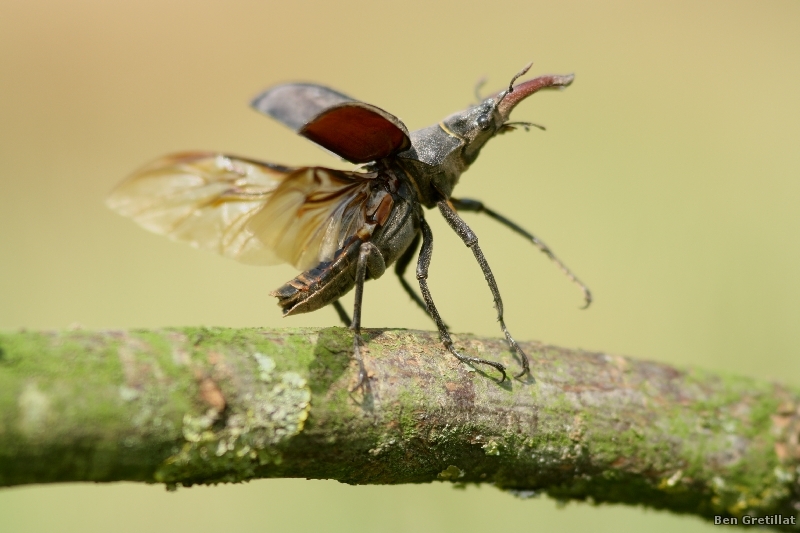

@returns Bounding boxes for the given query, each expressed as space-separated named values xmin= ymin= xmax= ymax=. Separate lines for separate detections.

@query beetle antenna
xmin=508 ymin=62 xmax=534 ymax=93
xmin=503 ymin=120 xmax=546 ymax=132
xmin=473 ymin=75 xmax=488 ymax=102
xmin=496 ymin=62 xmax=534 ymax=106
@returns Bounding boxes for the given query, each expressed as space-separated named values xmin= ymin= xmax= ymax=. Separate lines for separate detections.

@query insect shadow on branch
xmin=107 ymin=63 xmax=590 ymax=389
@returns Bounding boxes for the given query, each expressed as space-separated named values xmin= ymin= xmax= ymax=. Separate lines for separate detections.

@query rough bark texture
xmin=0 ymin=327 xmax=799 ymax=529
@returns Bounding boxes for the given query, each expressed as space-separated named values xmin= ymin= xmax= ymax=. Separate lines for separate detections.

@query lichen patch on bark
xmin=155 ymin=352 xmax=311 ymax=487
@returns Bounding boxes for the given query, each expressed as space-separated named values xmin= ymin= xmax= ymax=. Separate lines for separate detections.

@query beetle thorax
xmin=395 ymin=97 xmax=504 ymax=205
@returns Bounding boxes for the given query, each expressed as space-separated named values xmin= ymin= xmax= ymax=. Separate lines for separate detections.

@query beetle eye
xmin=477 ymin=115 xmax=491 ymax=131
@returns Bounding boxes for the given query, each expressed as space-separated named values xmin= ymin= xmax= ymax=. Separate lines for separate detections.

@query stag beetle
xmin=107 ymin=63 xmax=590 ymax=385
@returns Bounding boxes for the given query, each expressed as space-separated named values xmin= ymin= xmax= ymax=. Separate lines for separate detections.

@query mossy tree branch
xmin=0 ymin=327 xmax=798 ymax=529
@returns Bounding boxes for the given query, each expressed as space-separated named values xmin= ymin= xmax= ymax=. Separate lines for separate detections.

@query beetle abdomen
xmin=272 ymin=185 xmax=420 ymax=316
xmin=272 ymin=237 xmax=363 ymax=315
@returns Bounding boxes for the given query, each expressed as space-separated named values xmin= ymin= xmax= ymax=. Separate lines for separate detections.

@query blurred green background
xmin=1 ymin=0 xmax=799 ymax=531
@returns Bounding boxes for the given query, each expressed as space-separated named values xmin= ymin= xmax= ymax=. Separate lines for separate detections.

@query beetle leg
xmin=437 ymin=200 xmax=530 ymax=379
xmin=451 ymin=197 xmax=592 ymax=309
xmin=394 ymin=232 xmax=425 ymax=310
xmin=416 ymin=217 xmax=507 ymax=382
xmin=394 ymin=231 xmax=449 ymax=331
xmin=332 ymin=300 xmax=351 ymax=327
xmin=350 ymin=241 xmax=385 ymax=390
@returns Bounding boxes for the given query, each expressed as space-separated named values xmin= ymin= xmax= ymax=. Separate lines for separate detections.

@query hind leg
xmin=351 ymin=241 xmax=385 ymax=390
xmin=332 ymin=300 xmax=351 ymax=327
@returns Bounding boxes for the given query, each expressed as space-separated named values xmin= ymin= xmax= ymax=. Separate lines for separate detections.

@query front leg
xmin=437 ymin=200 xmax=530 ymax=379
xmin=350 ymin=241 xmax=385 ymax=390
xmin=451 ymin=197 xmax=591 ymax=308
xmin=416 ymin=217 xmax=507 ymax=382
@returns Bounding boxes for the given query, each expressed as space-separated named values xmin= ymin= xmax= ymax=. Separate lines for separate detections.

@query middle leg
xmin=394 ymin=232 xmax=449 ymax=330
xmin=416 ymin=217 xmax=507 ymax=381
xmin=437 ymin=200 xmax=531 ymax=378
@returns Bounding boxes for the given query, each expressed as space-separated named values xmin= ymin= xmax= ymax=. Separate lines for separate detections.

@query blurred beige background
xmin=1 ymin=0 xmax=799 ymax=531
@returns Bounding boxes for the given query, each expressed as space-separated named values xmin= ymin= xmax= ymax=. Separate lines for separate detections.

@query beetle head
xmin=441 ymin=65 xmax=574 ymax=164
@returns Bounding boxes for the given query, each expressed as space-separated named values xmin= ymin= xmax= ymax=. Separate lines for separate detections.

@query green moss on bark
xmin=0 ymin=327 xmax=798 ymax=530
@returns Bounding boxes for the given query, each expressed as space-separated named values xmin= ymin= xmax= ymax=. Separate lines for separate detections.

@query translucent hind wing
xmin=244 ymin=167 xmax=377 ymax=270
xmin=107 ymin=152 xmax=380 ymax=270
xmin=107 ymin=152 xmax=295 ymax=265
